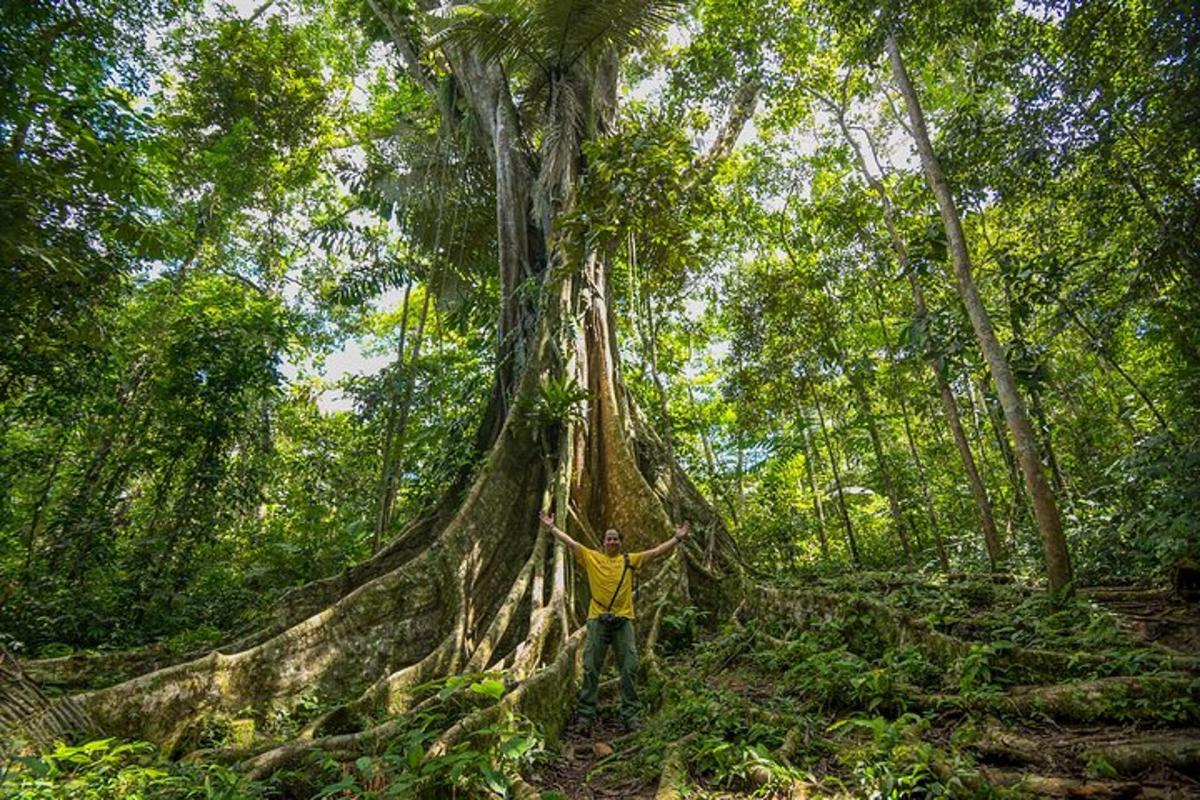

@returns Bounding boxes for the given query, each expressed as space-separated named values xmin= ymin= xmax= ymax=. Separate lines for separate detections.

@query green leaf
xmin=471 ymin=678 xmax=506 ymax=700
xmin=500 ymin=733 xmax=536 ymax=761
xmin=479 ymin=764 xmax=508 ymax=795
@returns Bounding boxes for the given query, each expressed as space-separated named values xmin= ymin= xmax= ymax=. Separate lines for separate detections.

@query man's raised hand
xmin=675 ymin=521 xmax=690 ymax=540
xmin=539 ymin=510 xmax=555 ymax=529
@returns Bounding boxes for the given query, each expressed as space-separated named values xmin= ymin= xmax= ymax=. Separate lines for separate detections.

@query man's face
xmin=603 ymin=528 xmax=621 ymax=556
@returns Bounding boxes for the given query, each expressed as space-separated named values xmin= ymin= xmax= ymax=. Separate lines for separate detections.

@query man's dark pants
xmin=577 ymin=616 xmax=640 ymax=722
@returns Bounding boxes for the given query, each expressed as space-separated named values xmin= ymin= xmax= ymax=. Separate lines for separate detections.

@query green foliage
xmin=0 ymin=738 xmax=271 ymax=799
xmin=433 ymin=0 xmax=686 ymax=74
xmin=2 ymin=10 xmax=1199 ymax=798
xmin=953 ymin=642 xmax=1011 ymax=696
xmin=310 ymin=708 xmax=545 ymax=799
xmin=1072 ymin=435 xmax=1200 ymax=582
xmin=530 ymin=376 xmax=590 ymax=428
xmin=831 ymin=714 xmax=978 ymax=799
xmin=656 ymin=605 xmax=707 ymax=655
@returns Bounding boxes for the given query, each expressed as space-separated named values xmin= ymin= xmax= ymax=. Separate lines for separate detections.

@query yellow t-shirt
xmin=577 ymin=548 xmax=647 ymax=619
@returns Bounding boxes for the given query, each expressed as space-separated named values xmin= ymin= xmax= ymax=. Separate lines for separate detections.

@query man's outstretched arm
xmin=539 ymin=511 xmax=582 ymax=556
xmin=641 ymin=522 xmax=690 ymax=562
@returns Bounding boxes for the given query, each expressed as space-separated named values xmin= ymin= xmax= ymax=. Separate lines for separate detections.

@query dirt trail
xmin=527 ymin=718 xmax=656 ymax=799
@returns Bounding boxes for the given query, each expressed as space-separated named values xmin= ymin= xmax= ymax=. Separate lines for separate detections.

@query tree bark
xmin=887 ymin=35 xmax=1072 ymax=591
xmin=373 ymin=281 xmax=413 ymax=552
xmin=869 ymin=286 xmax=948 ymax=570
xmin=375 ymin=283 xmax=434 ymax=548
xmin=848 ymin=367 xmax=911 ymax=561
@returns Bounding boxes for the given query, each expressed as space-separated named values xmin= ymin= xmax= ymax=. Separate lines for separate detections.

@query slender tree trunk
xmin=810 ymin=382 xmax=859 ymax=565
xmin=22 ymin=438 xmax=66 ymax=587
xmin=734 ymin=430 xmax=746 ymax=523
xmin=630 ymin=233 xmax=680 ymax=519
xmin=685 ymin=381 xmax=738 ymax=527
xmin=801 ymin=426 xmax=830 ymax=558
xmin=373 ymin=282 xmax=414 ymax=553
xmin=901 ymin=394 xmax=950 ymax=570
xmin=869 ymin=287 xmax=948 ymax=570
xmin=849 ymin=369 xmax=911 ymax=561
xmin=823 ymin=283 xmax=911 ymax=561
xmin=834 ymin=112 xmax=1001 ymax=568
xmin=888 ymin=35 xmax=1072 ymax=591
xmin=974 ymin=376 xmax=1021 ymax=505
xmin=378 ymin=285 xmax=434 ymax=543
xmin=1000 ymin=278 xmax=1069 ymax=499
xmin=1032 ymin=399 xmax=1067 ymax=496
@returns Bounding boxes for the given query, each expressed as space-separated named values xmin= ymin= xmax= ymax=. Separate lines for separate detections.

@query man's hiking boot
xmin=570 ymin=716 xmax=595 ymax=737
xmin=621 ymin=717 xmax=641 ymax=734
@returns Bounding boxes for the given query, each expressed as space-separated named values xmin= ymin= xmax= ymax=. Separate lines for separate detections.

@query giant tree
xmin=17 ymin=0 xmax=755 ymax=779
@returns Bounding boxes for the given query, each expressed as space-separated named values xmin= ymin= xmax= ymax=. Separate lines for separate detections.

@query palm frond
xmin=427 ymin=0 xmax=549 ymax=72
xmin=561 ymin=0 xmax=686 ymax=68
xmin=537 ymin=0 xmax=582 ymax=64
xmin=432 ymin=0 xmax=683 ymax=73
xmin=535 ymin=72 xmax=586 ymax=221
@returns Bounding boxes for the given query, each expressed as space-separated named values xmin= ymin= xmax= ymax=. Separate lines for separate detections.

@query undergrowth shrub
xmin=0 ymin=738 xmax=270 ymax=799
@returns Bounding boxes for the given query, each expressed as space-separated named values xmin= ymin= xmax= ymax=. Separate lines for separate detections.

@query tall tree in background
xmin=884 ymin=31 xmax=1072 ymax=591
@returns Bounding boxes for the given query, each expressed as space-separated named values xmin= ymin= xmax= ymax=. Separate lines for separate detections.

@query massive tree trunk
xmin=4 ymin=13 xmax=750 ymax=784
xmin=887 ymin=35 xmax=1073 ymax=592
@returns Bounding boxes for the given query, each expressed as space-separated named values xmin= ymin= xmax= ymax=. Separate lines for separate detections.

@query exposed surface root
xmin=20 ymin=647 xmax=192 ymax=694
xmin=653 ymin=733 xmax=695 ymax=800
xmin=0 ymin=650 xmax=94 ymax=750
xmin=430 ymin=629 xmax=584 ymax=759
xmin=299 ymin=627 xmax=463 ymax=741
xmin=980 ymin=767 xmax=1176 ymax=797
xmin=967 ymin=722 xmax=1200 ymax=777
xmin=18 ymin=501 xmax=461 ymax=694
xmin=71 ymin=547 xmax=451 ymax=752
xmin=943 ymin=675 xmax=1200 ymax=724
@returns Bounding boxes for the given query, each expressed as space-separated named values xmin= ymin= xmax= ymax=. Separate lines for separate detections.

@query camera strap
xmin=601 ymin=554 xmax=632 ymax=615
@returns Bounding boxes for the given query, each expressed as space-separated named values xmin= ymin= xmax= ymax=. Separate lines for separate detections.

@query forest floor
xmin=4 ymin=573 xmax=1200 ymax=798
xmin=524 ymin=574 xmax=1200 ymax=799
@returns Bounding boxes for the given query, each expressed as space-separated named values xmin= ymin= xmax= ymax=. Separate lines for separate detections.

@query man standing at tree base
xmin=540 ymin=511 xmax=689 ymax=734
